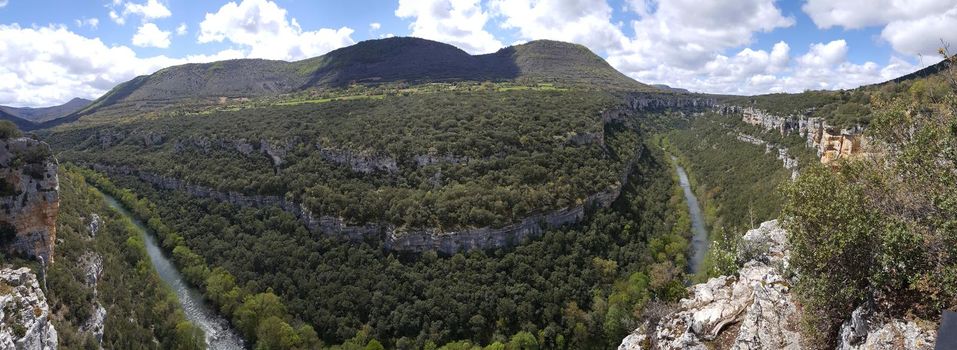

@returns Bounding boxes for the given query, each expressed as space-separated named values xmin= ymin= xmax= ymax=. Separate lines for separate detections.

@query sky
xmin=0 ymin=0 xmax=955 ymax=107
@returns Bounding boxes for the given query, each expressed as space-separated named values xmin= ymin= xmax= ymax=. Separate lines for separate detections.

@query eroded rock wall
xmin=0 ymin=137 xmax=59 ymax=263
xmin=739 ymin=107 xmax=864 ymax=165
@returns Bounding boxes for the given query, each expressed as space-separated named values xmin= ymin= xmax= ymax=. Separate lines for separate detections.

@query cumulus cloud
xmin=0 ymin=23 xmax=240 ymax=107
xmin=803 ymin=0 xmax=957 ymax=56
xmin=395 ymin=0 xmax=503 ymax=54
xmin=370 ymin=22 xmax=381 ymax=30
xmin=132 ymin=23 xmax=171 ymax=48
xmin=489 ymin=0 xmax=628 ymax=53
xmin=0 ymin=0 xmax=7 ymax=8
xmin=175 ymin=23 xmax=187 ymax=36
xmin=123 ymin=0 xmax=171 ymax=20
xmin=198 ymin=0 xmax=355 ymax=60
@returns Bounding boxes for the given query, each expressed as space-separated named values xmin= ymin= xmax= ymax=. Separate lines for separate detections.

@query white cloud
xmin=199 ymin=0 xmax=355 ymax=60
xmin=489 ymin=0 xmax=628 ymax=53
xmin=370 ymin=22 xmax=381 ymax=30
xmin=0 ymin=23 xmax=242 ymax=107
xmin=395 ymin=0 xmax=502 ymax=54
xmin=0 ymin=0 xmax=8 ymax=8
xmin=803 ymin=0 xmax=957 ymax=56
xmin=175 ymin=22 xmax=187 ymax=36
xmin=132 ymin=23 xmax=171 ymax=48
xmin=108 ymin=10 xmax=125 ymax=25
xmin=75 ymin=18 xmax=100 ymax=29
xmin=797 ymin=40 xmax=848 ymax=67
xmin=123 ymin=0 xmax=171 ymax=20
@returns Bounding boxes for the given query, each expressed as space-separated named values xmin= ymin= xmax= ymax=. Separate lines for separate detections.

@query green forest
xmin=75 ymin=133 xmax=693 ymax=349
xmin=49 ymin=88 xmax=638 ymax=231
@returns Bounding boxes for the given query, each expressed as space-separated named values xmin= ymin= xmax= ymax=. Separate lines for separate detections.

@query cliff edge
xmin=0 ymin=267 xmax=58 ymax=350
xmin=0 ymin=137 xmax=59 ymax=263
xmin=619 ymin=220 xmax=938 ymax=350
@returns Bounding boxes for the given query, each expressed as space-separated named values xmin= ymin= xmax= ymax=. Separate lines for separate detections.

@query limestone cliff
xmin=0 ymin=137 xmax=59 ymax=263
xmin=619 ymin=220 xmax=937 ymax=350
xmin=739 ymin=107 xmax=865 ymax=165
xmin=0 ymin=267 xmax=58 ymax=350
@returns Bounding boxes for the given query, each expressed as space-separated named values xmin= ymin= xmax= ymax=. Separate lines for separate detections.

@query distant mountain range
xmin=0 ymin=98 xmax=91 ymax=130
xmin=69 ymin=37 xmax=654 ymax=120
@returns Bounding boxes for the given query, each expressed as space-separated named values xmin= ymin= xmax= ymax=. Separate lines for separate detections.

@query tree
xmin=506 ymin=332 xmax=538 ymax=350
xmin=255 ymin=316 xmax=300 ymax=350
xmin=172 ymin=321 xmax=206 ymax=350
xmin=234 ymin=292 xmax=287 ymax=341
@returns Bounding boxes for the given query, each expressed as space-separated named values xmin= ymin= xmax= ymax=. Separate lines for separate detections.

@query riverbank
xmin=670 ymin=156 xmax=709 ymax=275
xmin=94 ymin=188 xmax=245 ymax=350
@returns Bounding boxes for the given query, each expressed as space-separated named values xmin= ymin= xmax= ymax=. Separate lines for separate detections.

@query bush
xmin=0 ymin=121 xmax=21 ymax=139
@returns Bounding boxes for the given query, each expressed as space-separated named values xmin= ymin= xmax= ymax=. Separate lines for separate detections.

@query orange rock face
xmin=817 ymin=129 xmax=864 ymax=165
xmin=0 ymin=137 xmax=59 ymax=264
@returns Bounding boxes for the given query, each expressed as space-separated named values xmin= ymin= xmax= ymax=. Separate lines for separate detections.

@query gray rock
xmin=0 ymin=267 xmax=58 ymax=350
xmin=87 ymin=214 xmax=102 ymax=237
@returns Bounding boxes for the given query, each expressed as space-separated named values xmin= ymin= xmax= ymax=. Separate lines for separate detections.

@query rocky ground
xmin=618 ymin=220 xmax=938 ymax=350
xmin=0 ymin=267 xmax=57 ymax=350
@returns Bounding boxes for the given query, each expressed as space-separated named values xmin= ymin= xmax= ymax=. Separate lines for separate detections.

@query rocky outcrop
xmin=316 ymin=144 xmax=398 ymax=174
xmin=733 ymin=133 xmax=799 ymax=179
xmin=837 ymin=303 xmax=936 ymax=350
xmin=0 ymin=267 xmax=58 ymax=350
xmin=619 ymin=220 xmax=938 ymax=350
xmin=78 ymin=252 xmax=106 ymax=346
xmin=86 ymin=214 xmax=102 ymax=237
xmin=0 ymin=137 xmax=59 ymax=263
xmin=619 ymin=220 xmax=801 ymax=350
xmin=739 ymin=107 xmax=864 ymax=165
xmin=628 ymin=94 xmax=718 ymax=111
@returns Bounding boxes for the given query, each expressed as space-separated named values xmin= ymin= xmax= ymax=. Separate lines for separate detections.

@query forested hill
xmin=67 ymin=37 xmax=654 ymax=120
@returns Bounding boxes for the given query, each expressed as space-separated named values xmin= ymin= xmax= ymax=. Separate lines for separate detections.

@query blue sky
xmin=0 ymin=0 xmax=954 ymax=106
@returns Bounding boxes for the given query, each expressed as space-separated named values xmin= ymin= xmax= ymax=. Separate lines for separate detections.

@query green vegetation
xmin=783 ymin=57 xmax=957 ymax=347
xmin=656 ymin=113 xmax=793 ymax=278
xmin=39 ymin=166 xmax=205 ymax=349
xmin=0 ymin=120 xmax=21 ymax=139
xmin=78 ymin=166 xmax=320 ymax=350
xmin=52 ymin=88 xmax=637 ymax=230
xmin=74 ymin=133 xmax=691 ymax=349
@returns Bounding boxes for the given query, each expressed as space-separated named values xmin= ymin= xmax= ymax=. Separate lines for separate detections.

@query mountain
xmin=66 ymin=37 xmax=653 ymax=120
xmin=0 ymin=109 xmax=37 ymax=131
xmin=652 ymin=84 xmax=690 ymax=93
xmin=881 ymin=58 xmax=951 ymax=85
xmin=0 ymin=97 xmax=91 ymax=123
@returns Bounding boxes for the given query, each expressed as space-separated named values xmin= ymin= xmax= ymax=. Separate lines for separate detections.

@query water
xmin=671 ymin=156 xmax=709 ymax=274
xmin=97 ymin=189 xmax=245 ymax=350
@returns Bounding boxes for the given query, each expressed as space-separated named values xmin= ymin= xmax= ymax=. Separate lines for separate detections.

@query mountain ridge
xmin=64 ymin=37 xmax=653 ymax=122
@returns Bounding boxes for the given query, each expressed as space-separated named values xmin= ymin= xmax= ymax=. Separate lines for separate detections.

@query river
xmin=97 ymin=189 xmax=245 ymax=350
xmin=671 ymin=156 xmax=709 ymax=274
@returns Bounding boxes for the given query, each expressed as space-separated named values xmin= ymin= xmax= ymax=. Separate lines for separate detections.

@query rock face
xmin=620 ymin=220 xmax=802 ymax=350
xmin=739 ymin=107 xmax=864 ymax=165
xmin=0 ymin=137 xmax=59 ymax=263
xmin=733 ymin=133 xmax=799 ymax=179
xmin=0 ymin=267 xmax=58 ymax=350
xmin=619 ymin=220 xmax=937 ymax=350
